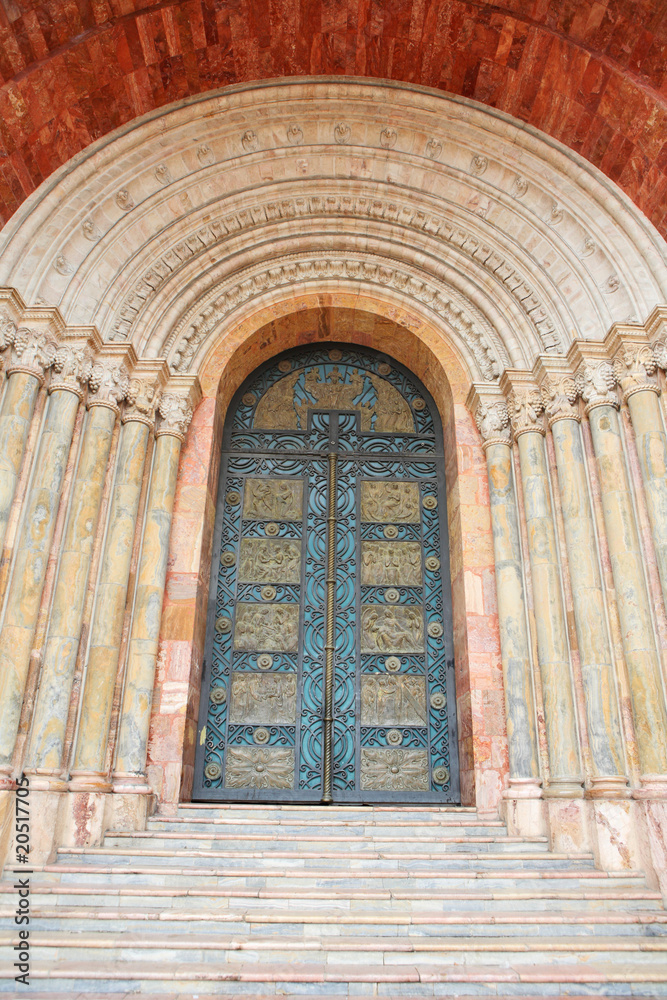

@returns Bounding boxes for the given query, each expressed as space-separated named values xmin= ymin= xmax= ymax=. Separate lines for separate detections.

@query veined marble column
xmin=580 ymin=359 xmax=667 ymax=780
xmin=0 ymin=345 xmax=88 ymax=772
xmin=505 ymin=381 xmax=583 ymax=796
xmin=0 ymin=326 xmax=56 ymax=555
xmin=71 ymin=378 xmax=159 ymax=790
xmin=24 ymin=362 xmax=130 ymax=785
xmin=114 ymin=391 xmax=194 ymax=792
xmin=474 ymin=398 xmax=541 ymax=793
xmin=614 ymin=340 xmax=667 ymax=615
xmin=541 ymin=370 xmax=627 ymax=793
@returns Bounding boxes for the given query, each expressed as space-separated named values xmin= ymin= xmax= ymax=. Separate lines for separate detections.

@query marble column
xmin=580 ymin=359 xmax=667 ymax=780
xmin=613 ymin=340 xmax=667 ymax=615
xmin=0 ymin=327 xmax=56 ymax=555
xmin=474 ymin=398 xmax=541 ymax=793
xmin=505 ymin=381 xmax=583 ymax=796
xmin=113 ymin=391 xmax=193 ymax=792
xmin=0 ymin=346 xmax=88 ymax=772
xmin=71 ymin=379 xmax=159 ymax=790
xmin=24 ymin=361 xmax=130 ymax=785
xmin=542 ymin=371 xmax=627 ymax=793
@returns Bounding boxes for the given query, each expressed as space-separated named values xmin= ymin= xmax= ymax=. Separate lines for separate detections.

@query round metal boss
xmin=257 ymin=654 xmax=273 ymax=670
xmin=278 ymin=360 xmax=292 ymax=372
xmin=430 ymin=692 xmax=446 ymax=710
xmin=383 ymin=524 xmax=398 ymax=539
xmin=423 ymin=495 xmax=437 ymax=510
xmin=425 ymin=556 xmax=440 ymax=572
xmin=254 ymin=727 xmax=270 ymax=745
xmin=242 ymin=393 xmax=256 ymax=406
xmin=329 ymin=349 xmax=343 ymax=361
xmin=261 ymin=586 xmax=277 ymax=601
xmin=413 ymin=397 xmax=426 ymax=411
xmin=427 ymin=621 xmax=443 ymax=638
xmin=215 ymin=616 xmax=232 ymax=634
xmin=220 ymin=551 xmax=236 ymax=567
xmin=264 ymin=522 xmax=279 ymax=536
xmin=385 ymin=656 xmax=401 ymax=672
xmin=433 ymin=766 xmax=449 ymax=785
xmin=377 ymin=363 xmax=391 ymax=376
xmin=204 ymin=762 xmax=221 ymax=780
xmin=386 ymin=729 xmax=402 ymax=745
xmin=226 ymin=490 xmax=241 ymax=505
xmin=209 ymin=686 xmax=227 ymax=705
xmin=384 ymin=588 xmax=399 ymax=603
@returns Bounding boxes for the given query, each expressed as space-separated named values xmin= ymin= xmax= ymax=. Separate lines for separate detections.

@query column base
xmin=68 ymin=769 xmax=112 ymax=793
xmin=22 ymin=767 xmax=68 ymax=792
xmin=586 ymin=775 xmax=631 ymax=799
xmin=632 ymin=774 xmax=667 ymax=800
xmin=500 ymin=779 xmax=547 ymax=837
xmin=112 ymin=771 xmax=152 ymax=794
xmin=543 ymin=778 xmax=585 ymax=799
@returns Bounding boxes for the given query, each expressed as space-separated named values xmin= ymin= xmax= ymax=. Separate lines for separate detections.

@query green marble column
xmin=548 ymin=404 xmax=626 ymax=791
xmin=0 ymin=384 xmax=81 ymax=768
xmin=476 ymin=402 xmax=540 ymax=787
xmin=582 ymin=362 xmax=667 ymax=777
xmin=114 ymin=393 xmax=192 ymax=790
xmin=71 ymin=414 xmax=152 ymax=788
xmin=0 ymin=372 xmax=42 ymax=556
xmin=25 ymin=374 xmax=127 ymax=780
xmin=510 ymin=393 xmax=583 ymax=797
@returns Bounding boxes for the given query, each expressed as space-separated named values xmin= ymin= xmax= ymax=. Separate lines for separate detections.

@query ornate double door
xmin=194 ymin=345 xmax=459 ymax=803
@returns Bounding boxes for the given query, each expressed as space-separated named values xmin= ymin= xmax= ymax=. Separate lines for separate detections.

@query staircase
xmin=2 ymin=803 xmax=667 ymax=997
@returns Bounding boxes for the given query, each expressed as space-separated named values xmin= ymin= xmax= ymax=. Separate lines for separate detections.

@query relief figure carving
xmin=239 ymin=539 xmax=302 ymax=583
xmin=361 ymin=675 xmax=427 ymax=726
xmin=233 ymin=604 xmax=299 ymax=651
xmin=253 ymin=365 xmax=414 ymax=433
xmin=229 ymin=672 xmax=297 ymax=724
xmin=360 ymin=482 xmax=420 ymax=523
xmin=361 ymin=605 xmax=424 ymax=653
xmin=361 ymin=541 xmax=422 ymax=587
xmin=243 ymin=479 xmax=303 ymax=521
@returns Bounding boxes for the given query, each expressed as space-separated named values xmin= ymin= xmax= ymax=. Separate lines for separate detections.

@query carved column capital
xmin=6 ymin=325 xmax=57 ymax=383
xmin=123 ymin=377 xmax=160 ymax=426
xmin=506 ymin=385 xmax=545 ymax=438
xmin=540 ymin=371 xmax=580 ymax=426
xmin=612 ymin=342 xmax=659 ymax=403
xmin=50 ymin=343 xmax=93 ymax=400
xmin=576 ymin=359 xmax=618 ymax=414
xmin=87 ymin=359 xmax=130 ymax=412
xmin=474 ymin=399 xmax=511 ymax=449
xmin=156 ymin=393 xmax=193 ymax=441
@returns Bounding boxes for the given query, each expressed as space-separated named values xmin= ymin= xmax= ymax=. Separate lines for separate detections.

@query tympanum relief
xmin=253 ymin=366 xmax=414 ymax=433
xmin=238 ymin=539 xmax=302 ymax=583
xmin=361 ymin=541 xmax=422 ymax=587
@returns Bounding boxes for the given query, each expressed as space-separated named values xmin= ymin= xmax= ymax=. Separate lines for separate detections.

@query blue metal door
xmin=194 ymin=345 xmax=459 ymax=803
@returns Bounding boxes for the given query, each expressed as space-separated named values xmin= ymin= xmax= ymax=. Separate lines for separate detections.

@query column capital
xmin=533 ymin=356 xmax=581 ymax=426
xmin=467 ymin=384 xmax=511 ymax=449
xmin=500 ymin=370 xmax=545 ymax=438
xmin=48 ymin=342 xmax=92 ymax=400
xmin=155 ymin=374 xmax=202 ymax=441
xmin=605 ymin=327 xmax=660 ymax=403
xmin=567 ymin=343 xmax=618 ymax=414
xmin=4 ymin=325 xmax=58 ymax=384
xmin=122 ymin=359 xmax=170 ymax=427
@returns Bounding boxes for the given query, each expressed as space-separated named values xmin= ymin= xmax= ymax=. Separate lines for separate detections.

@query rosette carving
xmin=156 ymin=392 xmax=193 ymax=440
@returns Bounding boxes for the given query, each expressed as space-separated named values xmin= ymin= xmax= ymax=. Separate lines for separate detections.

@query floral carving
xmin=474 ymin=401 xmax=510 ymax=443
xmin=225 ymin=747 xmax=294 ymax=789
xmin=157 ymin=392 xmax=193 ymax=438
xmin=360 ymin=748 xmax=429 ymax=790
xmin=87 ymin=361 xmax=130 ymax=408
xmin=286 ymin=124 xmax=303 ymax=145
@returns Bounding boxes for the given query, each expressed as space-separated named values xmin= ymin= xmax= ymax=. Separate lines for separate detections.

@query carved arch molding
xmin=0 ymin=79 xmax=665 ymax=391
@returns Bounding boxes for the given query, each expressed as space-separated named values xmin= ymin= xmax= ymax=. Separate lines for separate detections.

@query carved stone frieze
xmin=474 ymin=400 xmax=510 ymax=446
xmin=612 ymin=343 xmax=659 ymax=401
xmin=577 ymin=360 xmax=618 ymax=411
xmin=110 ymin=193 xmax=560 ymax=359
xmin=87 ymin=360 xmax=130 ymax=410
xmin=243 ymin=479 xmax=303 ymax=521
xmin=361 ymin=605 xmax=424 ymax=654
xmin=360 ymin=675 xmax=427 ymax=726
xmin=156 ymin=392 xmax=193 ymax=440
xmin=238 ymin=539 xmax=302 ymax=584
xmin=361 ymin=541 xmax=422 ymax=587
xmin=360 ymin=481 xmax=420 ymax=523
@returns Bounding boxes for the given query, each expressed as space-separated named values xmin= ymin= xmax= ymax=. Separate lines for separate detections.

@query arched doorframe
xmin=147 ymin=297 xmax=508 ymax=818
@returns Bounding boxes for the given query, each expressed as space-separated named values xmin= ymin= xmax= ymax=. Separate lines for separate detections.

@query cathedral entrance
xmin=194 ymin=345 xmax=459 ymax=804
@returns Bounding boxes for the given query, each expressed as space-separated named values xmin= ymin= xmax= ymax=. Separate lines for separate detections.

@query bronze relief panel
xmin=361 ymin=675 xmax=427 ymax=726
xmin=238 ymin=539 xmax=302 ymax=583
xmin=229 ymin=672 xmax=297 ymax=725
xmin=243 ymin=479 xmax=303 ymax=521
xmin=233 ymin=604 xmax=300 ymax=651
xmin=361 ymin=605 xmax=424 ymax=653
xmin=360 ymin=481 xmax=420 ymax=523
xmin=361 ymin=541 xmax=422 ymax=587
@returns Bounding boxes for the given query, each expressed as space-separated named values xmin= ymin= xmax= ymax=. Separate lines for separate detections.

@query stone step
xmin=110 ymin=830 xmax=551 ymax=852
xmin=149 ymin=816 xmax=507 ymax=835
xmin=10 ymin=906 xmax=667 ymax=938
xmin=1 ymin=959 xmax=666 ymax=996
xmin=56 ymin=846 xmax=594 ymax=871
xmin=3 ymin=881 xmax=662 ymax=911
xmin=7 ymin=930 xmax=667 ymax=966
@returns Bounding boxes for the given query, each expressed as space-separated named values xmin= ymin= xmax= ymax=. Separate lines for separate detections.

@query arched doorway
xmin=194 ymin=343 xmax=459 ymax=804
